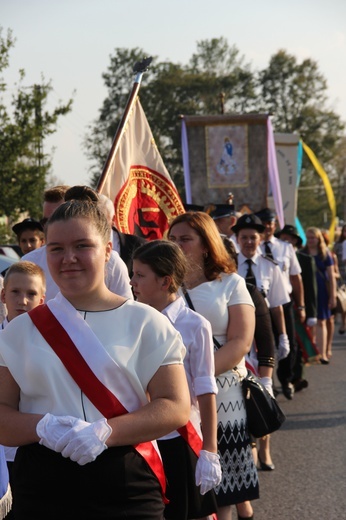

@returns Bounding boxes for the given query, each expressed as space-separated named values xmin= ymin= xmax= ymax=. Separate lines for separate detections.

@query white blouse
xmin=162 ymin=296 xmax=218 ymax=399
xmin=180 ymin=273 xmax=254 ymax=376
xmin=0 ymin=300 xmax=185 ymax=422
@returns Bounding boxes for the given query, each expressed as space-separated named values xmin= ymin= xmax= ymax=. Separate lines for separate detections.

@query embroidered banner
xmin=181 ymin=114 xmax=270 ymax=213
xmin=100 ymin=97 xmax=185 ymax=240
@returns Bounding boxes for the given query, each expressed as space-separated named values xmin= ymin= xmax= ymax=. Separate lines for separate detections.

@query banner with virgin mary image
xmin=181 ymin=114 xmax=270 ymax=214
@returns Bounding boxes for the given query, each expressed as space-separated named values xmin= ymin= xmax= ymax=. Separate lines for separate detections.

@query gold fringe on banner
xmin=0 ymin=484 xmax=12 ymax=520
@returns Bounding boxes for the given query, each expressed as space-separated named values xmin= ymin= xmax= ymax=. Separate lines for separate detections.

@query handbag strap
xmin=182 ymin=286 xmax=222 ymax=350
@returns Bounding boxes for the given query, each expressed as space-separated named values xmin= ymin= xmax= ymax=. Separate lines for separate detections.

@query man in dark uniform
xmin=255 ymin=209 xmax=305 ymax=400
xmin=204 ymin=203 xmax=239 ymax=252
xmin=275 ymin=224 xmax=318 ymax=391
xmin=111 ymin=227 xmax=146 ymax=277
xmin=232 ymin=213 xmax=291 ymax=366
xmin=97 ymin=193 xmax=146 ymax=277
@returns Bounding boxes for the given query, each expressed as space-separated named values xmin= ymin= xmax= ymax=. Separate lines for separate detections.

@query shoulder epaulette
xmin=261 ymin=254 xmax=278 ymax=266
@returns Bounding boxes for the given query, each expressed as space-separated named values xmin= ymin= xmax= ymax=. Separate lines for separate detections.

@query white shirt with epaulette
xmin=238 ymin=251 xmax=290 ymax=308
xmin=260 ymin=236 xmax=301 ymax=294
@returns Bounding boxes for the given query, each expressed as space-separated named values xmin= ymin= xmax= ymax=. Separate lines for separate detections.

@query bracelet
xmin=297 ymin=306 xmax=305 ymax=310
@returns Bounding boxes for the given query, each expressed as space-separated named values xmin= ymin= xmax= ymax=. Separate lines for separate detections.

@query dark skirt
xmin=158 ymin=436 xmax=217 ymax=520
xmin=12 ymin=443 xmax=164 ymax=519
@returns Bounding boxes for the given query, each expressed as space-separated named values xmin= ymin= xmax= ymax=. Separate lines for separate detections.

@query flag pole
xmin=96 ymin=56 xmax=153 ymax=193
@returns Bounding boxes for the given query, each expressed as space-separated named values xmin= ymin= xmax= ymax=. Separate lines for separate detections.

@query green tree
xmin=86 ymin=38 xmax=256 ymax=192
xmin=257 ymin=50 xmax=345 ymax=228
xmin=0 ymin=27 xmax=73 ymax=222
xmin=84 ymin=47 xmax=155 ymax=185
xmin=85 ymin=40 xmax=345 ymax=227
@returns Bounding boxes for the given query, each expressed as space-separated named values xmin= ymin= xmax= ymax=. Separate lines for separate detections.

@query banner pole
xmin=96 ymin=57 xmax=153 ymax=193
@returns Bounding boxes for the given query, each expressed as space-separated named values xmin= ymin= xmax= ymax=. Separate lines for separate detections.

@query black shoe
xmin=293 ymin=379 xmax=308 ymax=392
xmin=258 ymin=454 xmax=275 ymax=471
xmin=339 ymin=329 xmax=345 ymax=335
xmin=320 ymin=358 xmax=330 ymax=365
xmin=282 ymin=382 xmax=294 ymax=400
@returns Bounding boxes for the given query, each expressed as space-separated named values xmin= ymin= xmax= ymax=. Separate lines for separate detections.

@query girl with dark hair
xmin=131 ymin=239 xmax=220 ymax=520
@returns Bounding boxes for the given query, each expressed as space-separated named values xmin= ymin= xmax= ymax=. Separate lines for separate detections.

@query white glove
xmin=56 ymin=418 xmax=112 ymax=466
xmin=260 ymin=376 xmax=274 ymax=398
xmin=195 ymin=450 xmax=222 ymax=495
xmin=36 ymin=413 xmax=83 ymax=451
xmin=306 ymin=317 xmax=317 ymax=327
xmin=277 ymin=334 xmax=290 ymax=361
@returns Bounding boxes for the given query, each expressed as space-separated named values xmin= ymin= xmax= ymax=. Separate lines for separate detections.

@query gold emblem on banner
xmin=114 ymin=166 xmax=184 ymax=240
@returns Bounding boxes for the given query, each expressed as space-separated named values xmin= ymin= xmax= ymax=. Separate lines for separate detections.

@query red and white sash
xmin=245 ymin=341 xmax=259 ymax=376
xmin=29 ymin=293 xmax=167 ymax=499
xmin=177 ymin=405 xmax=203 ymax=457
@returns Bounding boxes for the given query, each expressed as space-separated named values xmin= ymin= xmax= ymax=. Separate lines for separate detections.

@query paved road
xmin=249 ymin=324 xmax=346 ymax=520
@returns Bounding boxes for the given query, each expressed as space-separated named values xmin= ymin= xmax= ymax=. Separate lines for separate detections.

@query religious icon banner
xmin=205 ymin=124 xmax=249 ymax=188
xmin=181 ymin=114 xmax=269 ymax=213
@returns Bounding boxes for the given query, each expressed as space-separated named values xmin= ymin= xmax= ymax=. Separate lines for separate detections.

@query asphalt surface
xmin=249 ymin=321 xmax=346 ymax=520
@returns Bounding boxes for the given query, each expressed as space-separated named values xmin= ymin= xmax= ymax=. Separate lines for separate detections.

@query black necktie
xmin=264 ymin=241 xmax=274 ymax=260
xmin=245 ymin=259 xmax=256 ymax=286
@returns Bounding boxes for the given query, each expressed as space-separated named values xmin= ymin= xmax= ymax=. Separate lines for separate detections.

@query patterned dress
xmin=181 ymin=274 xmax=259 ymax=506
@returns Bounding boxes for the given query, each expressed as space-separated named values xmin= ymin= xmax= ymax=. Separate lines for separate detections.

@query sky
xmin=1 ymin=0 xmax=346 ymax=188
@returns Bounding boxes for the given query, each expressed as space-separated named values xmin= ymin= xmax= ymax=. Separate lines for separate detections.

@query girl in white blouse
xmin=131 ymin=239 xmax=221 ymax=520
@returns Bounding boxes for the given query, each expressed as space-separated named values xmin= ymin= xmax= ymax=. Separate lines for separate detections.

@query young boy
xmin=1 ymin=261 xmax=46 ymax=325
xmin=12 ymin=218 xmax=45 ymax=256
xmin=0 ymin=261 xmax=46 ymax=518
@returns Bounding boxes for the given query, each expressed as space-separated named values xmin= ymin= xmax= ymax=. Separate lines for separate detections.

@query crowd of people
xmin=0 ymin=185 xmax=344 ymax=520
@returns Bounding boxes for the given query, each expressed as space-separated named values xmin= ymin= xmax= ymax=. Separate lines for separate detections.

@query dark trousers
xmin=275 ymin=300 xmax=298 ymax=385
xmin=292 ymin=340 xmax=304 ymax=382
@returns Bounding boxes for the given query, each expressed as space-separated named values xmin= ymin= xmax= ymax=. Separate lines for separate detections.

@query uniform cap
xmin=204 ymin=203 xmax=236 ymax=220
xmin=12 ymin=218 xmax=44 ymax=236
xmin=231 ymin=213 xmax=265 ymax=234
xmin=254 ymin=207 xmax=276 ymax=223
xmin=183 ymin=203 xmax=205 ymax=212
xmin=275 ymin=224 xmax=302 ymax=247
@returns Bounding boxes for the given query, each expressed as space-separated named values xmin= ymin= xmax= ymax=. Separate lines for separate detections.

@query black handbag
xmin=242 ymin=369 xmax=286 ymax=438
xmin=182 ymin=287 xmax=284 ymax=437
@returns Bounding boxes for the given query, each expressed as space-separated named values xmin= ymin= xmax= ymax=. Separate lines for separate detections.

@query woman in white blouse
xmin=168 ymin=211 xmax=257 ymax=520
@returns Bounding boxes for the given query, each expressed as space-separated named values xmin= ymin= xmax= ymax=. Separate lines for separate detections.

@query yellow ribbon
xmin=301 ymin=140 xmax=336 ymax=243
